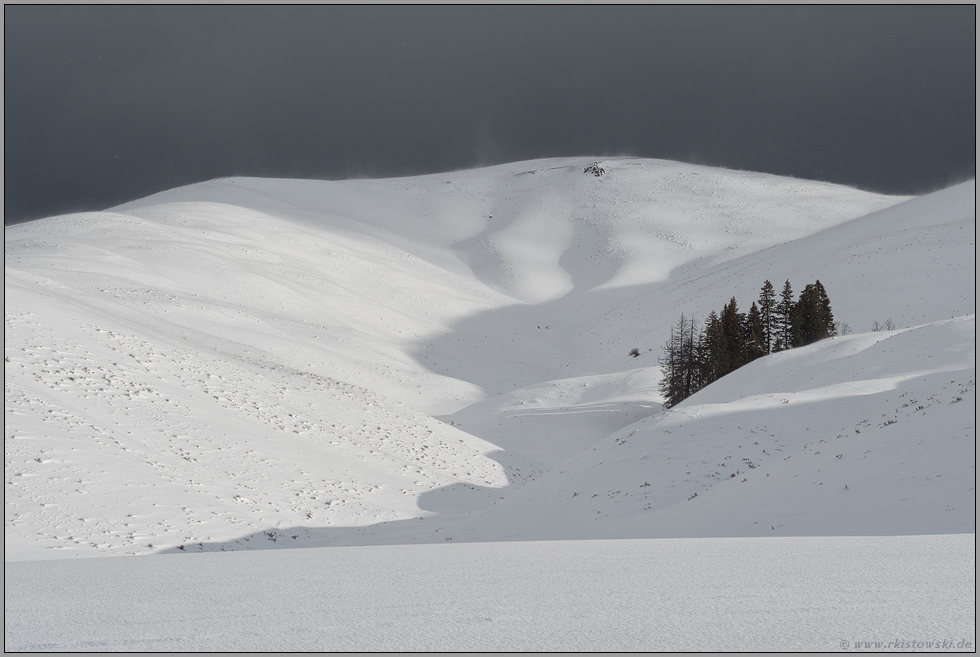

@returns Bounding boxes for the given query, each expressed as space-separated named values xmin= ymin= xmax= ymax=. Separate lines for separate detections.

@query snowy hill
xmin=455 ymin=180 xmax=976 ymax=542
xmin=459 ymin=316 xmax=975 ymax=543
xmin=4 ymin=158 xmax=974 ymax=562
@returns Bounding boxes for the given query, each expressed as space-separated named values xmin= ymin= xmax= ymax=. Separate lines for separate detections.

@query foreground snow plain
xmin=5 ymin=158 xmax=975 ymax=650
xmin=6 ymin=535 xmax=974 ymax=651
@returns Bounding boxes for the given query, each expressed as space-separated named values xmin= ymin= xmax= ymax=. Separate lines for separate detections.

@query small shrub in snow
xmin=584 ymin=162 xmax=605 ymax=177
xmin=629 ymin=348 xmax=640 ymax=358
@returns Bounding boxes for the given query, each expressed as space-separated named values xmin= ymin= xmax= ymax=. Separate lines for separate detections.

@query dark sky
xmin=4 ymin=5 xmax=976 ymax=224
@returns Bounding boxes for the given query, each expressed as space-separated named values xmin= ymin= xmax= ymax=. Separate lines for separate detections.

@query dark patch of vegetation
xmin=658 ymin=279 xmax=837 ymax=409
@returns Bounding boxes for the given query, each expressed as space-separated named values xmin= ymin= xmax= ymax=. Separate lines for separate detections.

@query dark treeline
xmin=658 ymin=280 xmax=837 ymax=409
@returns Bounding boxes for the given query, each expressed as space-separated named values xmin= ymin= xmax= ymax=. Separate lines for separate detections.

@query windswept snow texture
xmin=4 ymin=158 xmax=975 ymax=562
xmin=5 ymin=535 xmax=974 ymax=652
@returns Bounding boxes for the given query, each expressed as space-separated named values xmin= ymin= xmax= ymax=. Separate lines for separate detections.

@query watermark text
xmin=840 ymin=638 xmax=973 ymax=651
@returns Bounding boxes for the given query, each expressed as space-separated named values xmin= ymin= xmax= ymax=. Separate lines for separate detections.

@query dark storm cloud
xmin=4 ymin=5 xmax=975 ymax=223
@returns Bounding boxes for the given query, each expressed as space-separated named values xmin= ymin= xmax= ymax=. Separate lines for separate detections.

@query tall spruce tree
xmin=775 ymin=280 xmax=794 ymax=351
xmin=697 ymin=311 xmax=723 ymax=389
xmin=720 ymin=297 xmax=743 ymax=374
xmin=790 ymin=288 xmax=808 ymax=347
xmin=744 ymin=302 xmax=766 ymax=363
xmin=815 ymin=280 xmax=836 ymax=337
xmin=758 ymin=280 xmax=776 ymax=354
xmin=793 ymin=282 xmax=835 ymax=346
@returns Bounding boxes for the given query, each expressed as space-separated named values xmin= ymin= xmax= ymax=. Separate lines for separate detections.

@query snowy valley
xmin=5 ymin=158 xmax=975 ymax=650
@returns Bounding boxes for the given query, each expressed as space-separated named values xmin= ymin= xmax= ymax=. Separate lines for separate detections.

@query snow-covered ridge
xmin=4 ymin=158 xmax=974 ymax=561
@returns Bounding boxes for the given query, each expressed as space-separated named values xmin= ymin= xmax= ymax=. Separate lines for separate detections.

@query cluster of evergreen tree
xmin=658 ymin=280 xmax=836 ymax=409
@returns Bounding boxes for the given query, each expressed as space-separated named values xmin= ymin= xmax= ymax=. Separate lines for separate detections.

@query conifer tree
xmin=655 ymin=279 xmax=838 ymax=407
xmin=775 ymin=280 xmax=794 ymax=350
xmin=744 ymin=302 xmax=766 ymax=363
xmin=680 ymin=314 xmax=697 ymax=401
xmin=696 ymin=311 xmax=723 ymax=388
xmin=732 ymin=298 xmax=746 ymax=366
xmin=758 ymin=280 xmax=776 ymax=353
xmin=710 ymin=309 xmax=727 ymax=381
xmin=657 ymin=324 xmax=679 ymax=409
xmin=659 ymin=314 xmax=697 ymax=409
xmin=720 ymin=297 xmax=749 ymax=373
xmin=814 ymin=280 xmax=836 ymax=337
xmin=793 ymin=282 xmax=835 ymax=346
xmin=692 ymin=318 xmax=709 ymax=391
xmin=790 ymin=288 xmax=807 ymax=347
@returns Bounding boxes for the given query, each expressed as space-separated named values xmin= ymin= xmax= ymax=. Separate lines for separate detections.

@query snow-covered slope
xmin=4 ymin=158 xmax=974 ymax=562
xmin=458 ymin=317 xmax=975 ymax=542
xmin=454 ymin=181 xmax=977 ymax=542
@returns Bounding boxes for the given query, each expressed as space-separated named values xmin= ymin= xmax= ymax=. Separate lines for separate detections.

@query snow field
xmin=4 ymin=534 xmax=974 ymax=652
